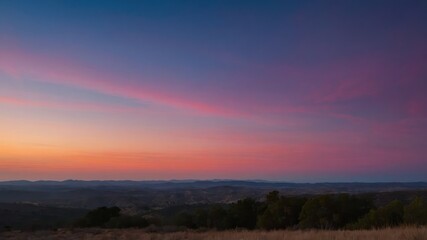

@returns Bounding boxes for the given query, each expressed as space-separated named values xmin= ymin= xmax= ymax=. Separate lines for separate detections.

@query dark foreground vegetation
xmin=69 ymin=191 xmax=427 ymax=231
xmin=2 ymin=191 xmax=427 ymax=233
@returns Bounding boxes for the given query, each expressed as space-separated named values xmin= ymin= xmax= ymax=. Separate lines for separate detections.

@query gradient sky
xmin=0 ymin=0 xmax=426 ymax=181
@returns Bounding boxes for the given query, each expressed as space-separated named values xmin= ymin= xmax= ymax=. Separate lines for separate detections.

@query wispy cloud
xmin=0 ymin=95 xmax=139 ymax=113
xmin=0 ymin=47 xmax=240 ymax=118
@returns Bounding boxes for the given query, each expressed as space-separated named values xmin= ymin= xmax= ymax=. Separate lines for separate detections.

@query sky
xmin=0 ymin=0 xmax=426 ymax=182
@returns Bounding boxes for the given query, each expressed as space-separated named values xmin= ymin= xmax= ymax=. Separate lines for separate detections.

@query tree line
xmin=75 ymin=191 xmax=427 ymax=230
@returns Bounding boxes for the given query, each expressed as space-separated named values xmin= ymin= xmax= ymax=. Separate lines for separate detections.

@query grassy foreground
xmin=1 ymin=227 xmax=427 ymax=240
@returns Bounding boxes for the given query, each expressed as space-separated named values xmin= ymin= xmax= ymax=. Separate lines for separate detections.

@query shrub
xmin=404 ymin=197 xmax=427 ymax=226
xmin=351 ymin=200 xmax=404 ymax=229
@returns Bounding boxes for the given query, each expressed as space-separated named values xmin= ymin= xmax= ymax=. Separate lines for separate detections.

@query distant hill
xmin=2 ymin=180 xmax=427 ymax=190
xmin=1 ymin=180 xmax=427 ymax=209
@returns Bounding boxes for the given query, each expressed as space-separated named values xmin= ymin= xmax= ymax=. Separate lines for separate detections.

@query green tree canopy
xmin=404 ymin=197 xmax=427 ymax=226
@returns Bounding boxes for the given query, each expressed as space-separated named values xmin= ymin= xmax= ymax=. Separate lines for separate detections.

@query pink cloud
xmin=0 ymin=46 xmax=240 ymax=118
xmin=1 ymin=42 xmax=424 ymax=127
xmin=406 ymin=97 xmax=427 ymax=117
xmin=1 ymin=44 xmax=377 ymax=124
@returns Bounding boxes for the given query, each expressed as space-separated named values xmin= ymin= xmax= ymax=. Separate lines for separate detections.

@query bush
xmin=228 ymin=198 xmax=259 ymax=230
xmin=351 ymin=200 xmax=404 ymax=229
xmin=75 ymin=206 xmax=121 ymax=228
xmin=299 ymin=194 xmax=372 ymax=229
xmin=404 ymin=197 xmax=427 ymax=226
xmin=257 ymin=192 xmax=306 ymax=230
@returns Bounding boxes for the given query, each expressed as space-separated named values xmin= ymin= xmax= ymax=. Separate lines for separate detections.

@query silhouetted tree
xmin=257 ymin=191 xmax=292 ymax=230
xmin=207 ymin=205 xmax=229 ymax=230
xmin=404 ymin=197 xmax=427 ymax=226
xmin=266 ymin=191 xmax=280 ymax=204
xmin=351 ymin=200 xmax=404 ymax=229
xmin=299 ymin=194 xmax=372 ymax=229
xmin=299 ymin=195 xmax=335 ymax=229
xmin=75 ymin=206 xmax=121 ymax=227
xmin=281 ymin=196 xmax=307 ymax=228
xmin=228 ymin=198 xmax=258 ymax=229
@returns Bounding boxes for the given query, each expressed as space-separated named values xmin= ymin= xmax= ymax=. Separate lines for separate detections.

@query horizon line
xmin=1 ymin=179 xmax=427 ymax=184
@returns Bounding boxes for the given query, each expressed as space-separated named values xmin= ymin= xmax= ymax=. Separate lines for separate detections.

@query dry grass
xmin=1 ymin=227 xmax=427 ymax=240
